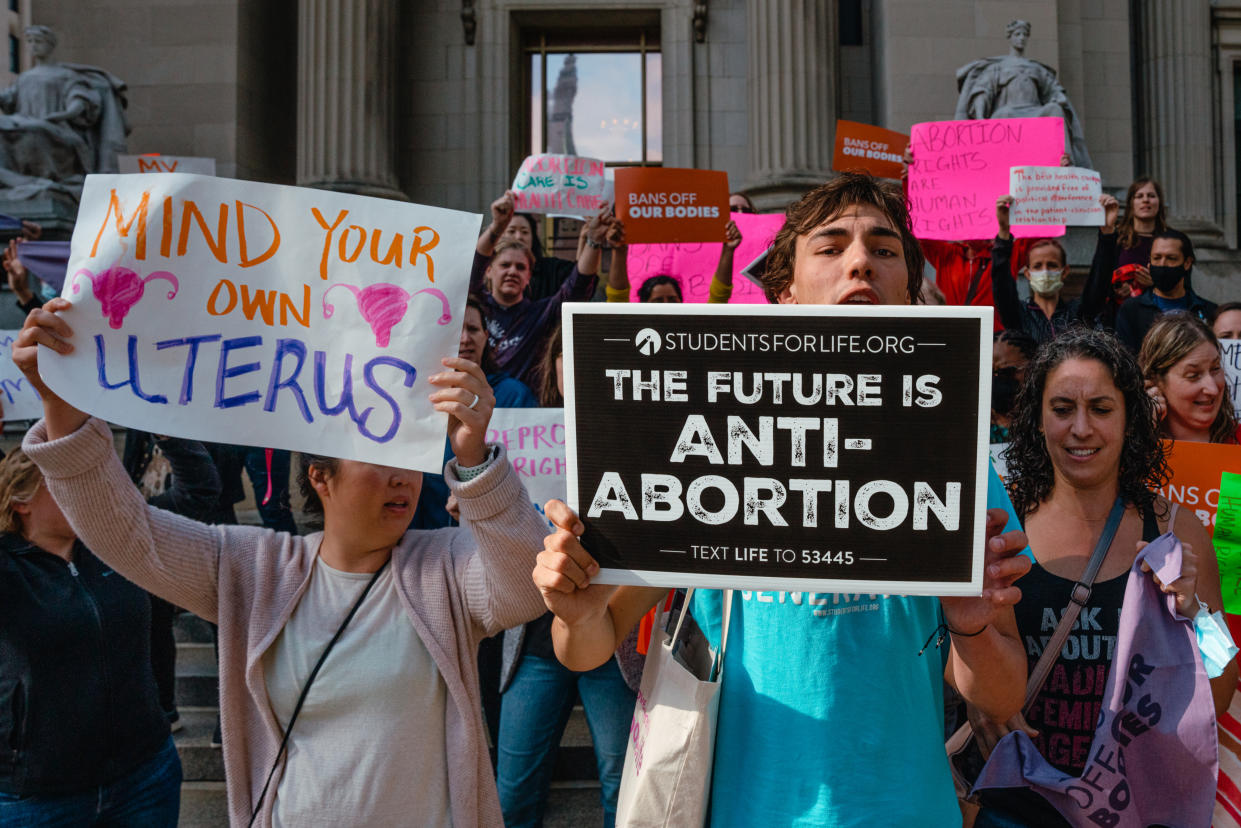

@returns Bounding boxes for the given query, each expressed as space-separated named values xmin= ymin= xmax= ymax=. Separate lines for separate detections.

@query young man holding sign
xmin=535 ymin=173 xmax=1031 ymax=826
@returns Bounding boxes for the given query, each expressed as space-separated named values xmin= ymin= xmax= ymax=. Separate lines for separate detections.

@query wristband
xmin=586 ymin=237 xmax=611 ymax=250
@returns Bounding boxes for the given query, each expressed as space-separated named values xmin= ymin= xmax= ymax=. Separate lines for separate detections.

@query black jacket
xmin=1115 ymin=289 xmax=1218 ymax=353
xmin=991 ymin=232 xmax=1113 ymax=345
xmin=0 ymin=436 xmax=220 ymax=795
xmin=0 ymin=536 xmax=168 ymax=795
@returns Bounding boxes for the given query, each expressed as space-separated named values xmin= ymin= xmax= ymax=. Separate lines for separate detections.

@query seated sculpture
xmin=0 ymin=25 xmax=128 ymax=200
xmin=955 ymin=19 xmax=1092 ymax=169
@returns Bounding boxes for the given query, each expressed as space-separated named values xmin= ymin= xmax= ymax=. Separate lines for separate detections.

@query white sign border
xmin=562 ymin=301 xmax=993 ymax=597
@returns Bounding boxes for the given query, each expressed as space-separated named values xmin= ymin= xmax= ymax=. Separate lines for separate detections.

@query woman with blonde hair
xmin=0 ymin=448 xmax=183 ymax=826
xmin=1139 ymin=311 xmax=1239 ymax=444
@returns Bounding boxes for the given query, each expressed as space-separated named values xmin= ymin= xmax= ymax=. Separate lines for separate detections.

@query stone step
xmin=176 ymin=673 xmax=220 ymax=708
xmin=177 ymin=781 xmax=228 ymax=828
xmin=176 ymin=640 xmax=217 ymax=675
xmin=174 ymin=708 xmax=224 ymax=783
xmin=174 ymin=612 xmax=215 ymax=644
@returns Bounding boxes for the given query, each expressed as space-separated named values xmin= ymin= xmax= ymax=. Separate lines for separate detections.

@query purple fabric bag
xmin=17 ymin=240 xmax=71 ymax=292
xmin=973 ymin=532 xmax=1218 ymax=827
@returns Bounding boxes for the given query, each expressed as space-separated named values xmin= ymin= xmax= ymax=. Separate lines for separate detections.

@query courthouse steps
xmin=172 ymin=612 xmax=603 ymax=826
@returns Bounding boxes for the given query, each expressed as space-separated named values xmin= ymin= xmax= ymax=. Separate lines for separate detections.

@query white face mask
xmin=1027 ymin=268 xmax=1064 ymax=296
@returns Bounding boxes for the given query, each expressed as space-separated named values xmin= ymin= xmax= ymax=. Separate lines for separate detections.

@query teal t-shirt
xmin=689 ymin=465 xmax=1024 ymax=827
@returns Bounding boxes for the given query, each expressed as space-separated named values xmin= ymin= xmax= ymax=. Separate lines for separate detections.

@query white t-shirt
xmin=264 ymin=558 xmax=452 ymax=828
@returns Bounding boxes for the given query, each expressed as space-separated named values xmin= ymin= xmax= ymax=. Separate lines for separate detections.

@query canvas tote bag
xmin=616 ymin=589 xmax=733 ymax=828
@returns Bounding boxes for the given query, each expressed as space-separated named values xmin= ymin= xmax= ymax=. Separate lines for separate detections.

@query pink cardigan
xmin=24 ymin=418 xmax=550 ymax=827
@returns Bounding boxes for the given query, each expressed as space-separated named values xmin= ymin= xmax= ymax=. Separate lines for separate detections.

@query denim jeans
xmin=0 ymin=736 xmax=181 ymax=827
xmin=497 ymin=654 xmax=635 ymax=828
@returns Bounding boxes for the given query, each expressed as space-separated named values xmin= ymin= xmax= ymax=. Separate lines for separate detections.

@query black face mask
xmin=992 ymin=367 xmax=1021 ymax=417
xmin=1149 ymin=264 xmax=1189 ymax=293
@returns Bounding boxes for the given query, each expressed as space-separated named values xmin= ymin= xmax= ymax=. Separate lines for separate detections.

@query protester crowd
xmin=0 ymin=151 xmax=1239 ymax=828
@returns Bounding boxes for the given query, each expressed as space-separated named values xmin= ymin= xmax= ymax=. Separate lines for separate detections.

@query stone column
xmin=746 ymin=0 xmax=838 ymax=205
xmin=1136 ymin=0 xmax=1219 ymax=236
xmin=298 ymin=0 xmax=404 ymax=199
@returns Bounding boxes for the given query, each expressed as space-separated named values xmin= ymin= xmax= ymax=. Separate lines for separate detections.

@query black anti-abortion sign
xmin=563 ymin=303 xmax=992 ymax=596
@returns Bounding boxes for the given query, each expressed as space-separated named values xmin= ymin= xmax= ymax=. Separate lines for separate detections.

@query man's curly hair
xmin=759 ymin=172 xmax=924 ymax=305
xmin=1006 ymin=326 xmax=1169 ymax=520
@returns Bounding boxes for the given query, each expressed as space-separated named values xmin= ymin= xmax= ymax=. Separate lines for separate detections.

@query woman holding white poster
xmin=9 ymin=299 xmax=552 ymax=828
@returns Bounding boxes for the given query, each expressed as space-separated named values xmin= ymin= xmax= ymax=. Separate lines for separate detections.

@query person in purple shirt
xmin=472 ymin=190 xmax=620 ymax=387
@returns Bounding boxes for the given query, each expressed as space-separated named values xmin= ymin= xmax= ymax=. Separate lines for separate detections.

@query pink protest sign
xmin=908 ymin=117 xmax=1065 ymax=241
xmin=624 ymin=212 xmax=785 ymax=304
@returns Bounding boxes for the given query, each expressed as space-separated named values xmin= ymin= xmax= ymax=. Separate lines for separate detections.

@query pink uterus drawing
xmin=71 ymin=266 xmax=180 ymax=329
xmin=322 ymin=283 xmax=452 ymax=347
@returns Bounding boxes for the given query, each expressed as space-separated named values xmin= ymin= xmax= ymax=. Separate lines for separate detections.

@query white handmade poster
xmin=1008 ymin=165 xmax=1104 ymax=226
xmin=510 ymin=154 xmax=609 ymax=218
xmin=1223 ymin=339 xmax=1241 ymax=414
xmin=487 ymin=407 xmax=566 ymax=523
xmin=0 ymin=330 xmax=43 ymax=420
xmin=40 ymin=173 xmax=481 ymax=471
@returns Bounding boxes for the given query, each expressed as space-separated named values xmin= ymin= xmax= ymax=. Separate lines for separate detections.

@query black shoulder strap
xmin=1023 ymin=497 xmax=1125 ymax=711
xmin=1141 ymin=505 xmax=1161 ymax=542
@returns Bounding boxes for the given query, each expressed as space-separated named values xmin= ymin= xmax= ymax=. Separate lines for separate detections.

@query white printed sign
xmin=0 ymin=330 xmax=43 ymax=420
xmin=40 ymin=173 xmax=482 ymax=471
xmin=510 ymin=154 xmax=609 ymax=218
xmin=487 ymin=407 xmax=566 ymax=522
xmin=1224 ymin=339 xmax=1241 ymax=414
xmin=118 ymin=155 xmax=217 ymax=176
xmin=1009 ymin=165 xmax=1104 ymax=226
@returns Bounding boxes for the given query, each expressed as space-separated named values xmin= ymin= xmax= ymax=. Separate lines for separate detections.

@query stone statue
xmin=0 ymin=25 xmax=129 ymax=201
xmin=955 ymin=19 xmax=1092 ymax=169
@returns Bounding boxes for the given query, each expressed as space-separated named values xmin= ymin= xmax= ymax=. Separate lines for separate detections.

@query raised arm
xmin=535 ymin=499 xmax=666 ymax=669
xmin=1076 ymin=194 xmax=1121 ymax=324
xmin=14 ymin=300 xmax=225 ymax=619
xmin=605 ymin=238 xmax=631 ymax=302
xmin=477 ymin=190 xmax=516 ymax=258
xmin=148 ymin=436 xmax=223 ymax=521
xmin=708 ymin=219 xmax=742 ymax=304
xmin=991 ymin=197 xmax=1025 ymax=332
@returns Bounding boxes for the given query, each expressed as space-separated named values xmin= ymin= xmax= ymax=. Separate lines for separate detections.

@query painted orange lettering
xmin=338 ymin=225 xmax=366 ymax=263
xmin=410 ymin=226 xmax=439 ymax=282
xmin=90 ymin=189 xmax=151 ymax=260
xmin=207 ymin=278 xmax=237 ymax=315
xmin=177 ymin=200 xmax=229 ymax=263
xmin=370 ymin=230 xmax=403 ymax=267
xmin=281 ymin=284 xmax=311 ymax=327
xmin=312 ymin=207 xmax=349 ymax=280
xmin=240 ymin=283 xmax=276 ymax=325
xmin=236 ymin=200 xmax=281 ymax=267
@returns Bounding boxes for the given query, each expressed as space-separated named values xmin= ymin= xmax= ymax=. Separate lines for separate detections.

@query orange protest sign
xmin=1159 ymin=440 xmax=1241 ymax=536
xmin=614 ymin=167 xmax=729 ymax=244
xmin=831 ymin=120 xmax=909 ymax=180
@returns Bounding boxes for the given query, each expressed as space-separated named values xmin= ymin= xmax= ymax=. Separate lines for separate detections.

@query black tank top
xmin=979 ymin=509 xmax=1161 ymax=825
xmin=1013 ymin=508 xmax=1159 ymax=777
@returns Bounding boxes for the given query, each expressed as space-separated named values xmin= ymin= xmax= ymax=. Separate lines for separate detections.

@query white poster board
xmin=0 ymin=330 xmax=43 ymax=420
xmin=510 ymin=154 xmax=608 ymax=218
xmin=1223 ymin=339 xmax=1241 ymax=414
xmin=40 ymin=173 xmax=481 ymax=471
xmin=487 ymin=407 xmax=566 ymax=523
xmin=1009 ymin=165 xmax=1104 ymax=226
xmin=118 ymin=155 xmax=217 ymax=176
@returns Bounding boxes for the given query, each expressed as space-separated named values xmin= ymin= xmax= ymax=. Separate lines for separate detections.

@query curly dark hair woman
xmin=1005 ymin=326 xmax=1167 ymax=520
xmin=973 ymin=324 xmax=1234 ymax=827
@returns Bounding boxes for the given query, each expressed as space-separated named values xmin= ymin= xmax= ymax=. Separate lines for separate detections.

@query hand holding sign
xmin=428 ymin=356 xmax=496 ymax=468
xmin=939 ymin=509 xmax=1030 ymax=634
xmin=12 ymin=298 xmax=89 ymax=439
xmin=534 ymin=499 xmax=615 ymax=626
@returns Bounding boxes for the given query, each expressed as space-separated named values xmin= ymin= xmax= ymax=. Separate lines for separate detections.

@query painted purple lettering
xmin=155 ymin=334 xmax=222 ymax=404
xmin=214 ymin=335 xmax=264 ymax=409
xmin=264 ymin=338 xmax=312 ymax=423
xmin=356 ymin=355 xmax=416 ymax=443
xmin=95 ymin=334 xmax=167 ymax=403
xmin=313 ymin=350 xmax=359 ymax=421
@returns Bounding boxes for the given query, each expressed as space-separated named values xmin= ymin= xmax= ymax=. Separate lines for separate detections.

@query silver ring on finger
xmin=468 ymin=392 xmax=480 ymax=410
